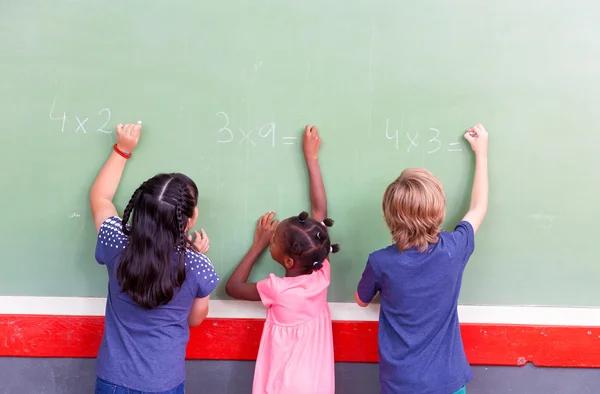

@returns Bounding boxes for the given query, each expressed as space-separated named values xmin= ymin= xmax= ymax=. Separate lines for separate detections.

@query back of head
xmin=383 ymin=168 xmax=445 ymax=253
xmin=118 ymin=173 xmax=199 ymax=309
xmin=280 ymin=211 xmax=340 ymax=275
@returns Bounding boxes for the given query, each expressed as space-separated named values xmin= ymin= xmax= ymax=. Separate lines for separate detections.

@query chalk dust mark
xmin=367 ymin=26 xmax=376 ymax=138
xmin=529 ymin=213 xmax=558 ymax=230
xmin=304 ymin=60 xmax=313 ymax=119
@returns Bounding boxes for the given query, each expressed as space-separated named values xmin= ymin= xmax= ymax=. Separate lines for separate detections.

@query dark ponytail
xmin=117 ymin=173 xmax=198 ymax=309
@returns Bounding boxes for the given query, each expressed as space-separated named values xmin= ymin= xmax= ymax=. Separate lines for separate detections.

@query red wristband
xmin=113 ymin=144 xmax=132 ymax=159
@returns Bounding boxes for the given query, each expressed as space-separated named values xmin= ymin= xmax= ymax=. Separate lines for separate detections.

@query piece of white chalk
xmin=137 ymin=120 xmax=142 ymax=124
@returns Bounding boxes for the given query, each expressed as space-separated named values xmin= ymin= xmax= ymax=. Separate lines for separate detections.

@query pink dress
xmin=254 ymin=259 xmax=335 ymax=394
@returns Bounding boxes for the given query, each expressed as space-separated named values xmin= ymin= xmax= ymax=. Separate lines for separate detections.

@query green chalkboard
xmin=1 ymin=1 xmax=598 ymax=305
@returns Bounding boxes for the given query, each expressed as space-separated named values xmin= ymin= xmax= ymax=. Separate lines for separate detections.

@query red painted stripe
xmin=1 ymin=315 xmax=599 ymax=367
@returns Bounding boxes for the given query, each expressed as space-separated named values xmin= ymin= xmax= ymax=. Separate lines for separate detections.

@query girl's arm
xmin=225 ymin=212 xmax=278 ymax=301
xmin=90 ymin=122 xmax=141 ymax=232
xmin=462 ymin=124 xmax=489 ymax=233
xmin=188 ymin=295 xmax=210 ymax=327
xmin=303 ymin=125 xmax=327 ymax=222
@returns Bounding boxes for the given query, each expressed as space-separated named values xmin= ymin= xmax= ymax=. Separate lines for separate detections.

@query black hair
xmin=117 ymin=173 xmax=198 ymax=309
xmin=281 ymin=211 xmax=340 ymax=275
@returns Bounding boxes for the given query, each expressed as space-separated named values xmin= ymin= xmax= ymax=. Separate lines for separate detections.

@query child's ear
xmin=284 ymin=256 xmax=294 ymax=269
xmin=186 ymin=207 xmax=199 ymax=232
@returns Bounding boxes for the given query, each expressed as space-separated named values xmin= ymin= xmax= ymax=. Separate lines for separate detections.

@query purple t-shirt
xmin=357 ymin=221 xmax=475 ymax=394
xmin=94 ymin=216 xmax=218 ymax=392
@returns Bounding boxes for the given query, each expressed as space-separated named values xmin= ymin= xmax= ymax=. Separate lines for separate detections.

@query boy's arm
xmin=462 ymin=124 xmax=489 ymax=233
xmin=354 ymin=291 xmax=370 ymax=307
xmin=355 ymin=261 xmax=380 ymax=307
xmin=303 ymin=125 xmax=327 ymax=222
xmin=225 ymin=212 xmax=278 ymax=301
xmin=90 ymin=122 xmax=141 ymax=232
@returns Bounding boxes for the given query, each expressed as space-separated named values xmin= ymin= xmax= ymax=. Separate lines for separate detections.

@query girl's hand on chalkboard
xmin=116 ymin=121 xmax=141 ymax=153
xmin=464 ymin=124 xmax=488 ymax=156
xmin=253 ymin=212 xmax=278 ymax=250
xmin=188 ymin=229 xmax=210 ymax=254
xmin=303 ymin=125 xmax=321 ymax=161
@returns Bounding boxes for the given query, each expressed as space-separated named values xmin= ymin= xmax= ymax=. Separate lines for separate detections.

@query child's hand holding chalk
xmin=464 ymin=124 xmax=488 ymax=156
xmin=302 ymin=125 xmax=322 ymax=162
xmin=115 ymin=121 xmax=142 ymax=154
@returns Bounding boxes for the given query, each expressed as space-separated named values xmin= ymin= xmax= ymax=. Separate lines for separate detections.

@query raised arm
xmin=225 ymin=212 xmax=278 ymax=301
xmin=90 ymin=122 xmax=141 ymax=231
xmin=462 ymin=124 xmax=489 ymax=233
xmin=303 ymin=125 xmax=327 ymax=222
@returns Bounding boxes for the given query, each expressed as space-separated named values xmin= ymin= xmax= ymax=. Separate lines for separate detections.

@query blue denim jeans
xmin=95 ymin=377 xmax=185 ymax=394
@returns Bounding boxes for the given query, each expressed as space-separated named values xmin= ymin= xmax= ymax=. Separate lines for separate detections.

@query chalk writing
xmin=215 ymin=112 xmax=295 ymax=148
xmin=385 ymin=118 xmax=399 ymax=150
xmin=385 ymin=118 xmax=464 ymax=155
xmin=97 ymin=109 xmax=111 ymax=134
xmin=48 ymin=99 xmax=112 ymax=134
xmin=258 ymin=123 xmax=276 ymax=148
xmin=216 ymin=112 xmax=234 ymax=143
xmin=238 ymin=127 xmax=257 ymax=146
xmin=427 ymin=128 xmax=441 ymax=154
xmin=282 ymin=137 xmax=297 ymax=145
xmin=448 ymin=142 xmax=463 ymax=152
xmin=75 ymin=116 xmax=88 ymax=134
xmin=49 ymin=98 xmax=67 ymax=133
xmin=406 ymin=132 xmax=419 ymax=153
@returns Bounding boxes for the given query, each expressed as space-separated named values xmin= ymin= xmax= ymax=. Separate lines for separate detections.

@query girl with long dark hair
xmin=90 ymin=122 xmax=217 ymax=393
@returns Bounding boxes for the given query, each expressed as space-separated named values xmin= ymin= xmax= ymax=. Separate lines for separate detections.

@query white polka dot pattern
xmin=98 ymin=217 xmax=129 ymax=249
xmin=185 ymin=248 xmax=220 ymax=296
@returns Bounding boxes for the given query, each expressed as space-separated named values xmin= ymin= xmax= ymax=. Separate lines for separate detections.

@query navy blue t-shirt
xmin=95 ymin=216 xmax=219 ymax=392
xmin=357 ymin=221 xmax=475 ymax=394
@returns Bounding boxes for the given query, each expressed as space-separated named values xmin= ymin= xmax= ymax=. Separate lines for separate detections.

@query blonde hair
xmin=382 ymin=168 xmax=446 ymax=252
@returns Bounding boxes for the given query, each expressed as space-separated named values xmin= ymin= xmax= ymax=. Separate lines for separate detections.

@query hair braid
xmin=171 ymin=181 xmax=189 ymax=287
xmin=174 ymin=182 xmax=188 ymax=251
xmin=122 ymin=184 xmax=144 ymax=236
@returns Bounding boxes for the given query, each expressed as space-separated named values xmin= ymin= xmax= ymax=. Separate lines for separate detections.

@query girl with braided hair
xmin=226 ymin=125 xmax=340 ymax=394
xmin=90 ymin=122 xmax=218 ymax=394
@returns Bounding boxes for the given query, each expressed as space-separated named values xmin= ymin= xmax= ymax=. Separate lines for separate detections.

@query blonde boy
xmin=356 ymin=124 xmax=489 ymax=394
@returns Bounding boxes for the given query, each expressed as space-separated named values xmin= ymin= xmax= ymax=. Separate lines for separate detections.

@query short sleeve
xmin=452 ymin=221 xmax=475 ymax=264
xmin=257 ymin=274 xmax=280 ymax=308
xmin=95 ymin=216 xmax=128 ymax=267
xmin=187 ymin=251 xmax=219 ymax=299
xmin=356 ymin=260 xmax=380 ymax=304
